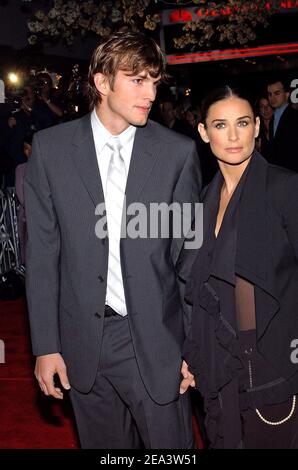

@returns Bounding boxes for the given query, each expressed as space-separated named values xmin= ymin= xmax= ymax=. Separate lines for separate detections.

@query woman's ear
xmin=93 ymin=73 xmax=109 ymax=97
xmin=198 ymin=123 xmax=210 ymax=143
xmin=254 ymin=116 xmax=260 ymax=139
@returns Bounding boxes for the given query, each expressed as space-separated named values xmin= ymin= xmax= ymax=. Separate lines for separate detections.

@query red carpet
xmin=0 ymin=297 xmax=78 ymax=449
xmin=0 ymin=296 xmax=202 ymax=449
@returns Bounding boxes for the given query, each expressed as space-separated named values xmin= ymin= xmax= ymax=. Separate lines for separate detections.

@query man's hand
xmin=180 ymin=360 xmax=196 ymax=394
xmin=35 ymin=353 xmax=71 ymax=399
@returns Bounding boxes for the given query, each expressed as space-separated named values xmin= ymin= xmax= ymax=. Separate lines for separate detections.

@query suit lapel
xmin=269 ymin=117 xmax=274 ymax=141
xmin=196 ymin=171 xmax=222 ymax=284
xmin=125 ymin=121 xmax=160 ymax=207
xmin=235 ymin=151 xmax=280 ymax=338
xmin=236 ymin=152 xmax=268 ymax=283
xmin=271 ymin=105 xmax=289 ymax=140
xmin=202 ymin=170 xmax=222 ymax=238
xmin=70 ymin=113 xmax=105 ymax=207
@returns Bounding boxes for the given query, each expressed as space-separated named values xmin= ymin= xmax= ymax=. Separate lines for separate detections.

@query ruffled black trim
xmin=188 ymin=279 xmax=298 ymax=448
xmin=199 ymin=280 xmax=243 ymax=390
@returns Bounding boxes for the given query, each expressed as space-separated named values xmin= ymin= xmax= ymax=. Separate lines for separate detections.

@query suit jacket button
xmin=94 ymin=312 xmax=101 ymax=318
xmin=98 ymin=275 xmax=104 ymax=282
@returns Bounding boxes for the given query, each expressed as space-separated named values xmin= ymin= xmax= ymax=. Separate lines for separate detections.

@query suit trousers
xmin=69 ymin=314 xmax=194 ymax=449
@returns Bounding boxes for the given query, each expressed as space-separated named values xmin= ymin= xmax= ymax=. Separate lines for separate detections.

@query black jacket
xmin=182 ymin=151 xmax=298 ymax=399
xmin=268 ymin=105 xmax=298 ymax=172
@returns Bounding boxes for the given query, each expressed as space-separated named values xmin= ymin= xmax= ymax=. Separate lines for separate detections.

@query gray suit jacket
xmin=24 ymin=113 xmax=201 ymax=404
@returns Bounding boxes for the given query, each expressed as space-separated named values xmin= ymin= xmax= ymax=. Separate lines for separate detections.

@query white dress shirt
xmin=91 ymin=109 xmax=136 ymax=314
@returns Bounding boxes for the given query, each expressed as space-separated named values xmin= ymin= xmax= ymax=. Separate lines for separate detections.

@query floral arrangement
xmin=27 ymin=0 xmax=276 ymax=50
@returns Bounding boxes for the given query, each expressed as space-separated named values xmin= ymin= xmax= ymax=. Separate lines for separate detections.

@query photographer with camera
xmin=4 ymin=84 xmax=40 ymax=186
xmin=33 ymin=72 xmax=63 ymax=129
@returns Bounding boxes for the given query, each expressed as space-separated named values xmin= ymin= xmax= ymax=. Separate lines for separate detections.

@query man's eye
xmin=133 ymin=79 xmax=142 ymax=84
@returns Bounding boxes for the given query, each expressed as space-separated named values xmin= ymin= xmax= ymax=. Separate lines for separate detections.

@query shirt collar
xmin=274 ymin=102 xmax=288 ymax=120
xmin=91 ymin=108 xmax=136 ymax=155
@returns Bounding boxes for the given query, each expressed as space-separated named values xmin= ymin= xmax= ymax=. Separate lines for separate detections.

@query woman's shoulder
xmin=267 ymin=164 xmax=298 ymax=194
xmin=266 ymin=164 xmax=298 ymax=217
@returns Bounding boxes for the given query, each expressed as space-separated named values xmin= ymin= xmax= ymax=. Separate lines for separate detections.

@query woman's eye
xmin=215 ymin=123 xmax=225 ymax=129
xmin=238 ymin=120 xmax=249 ymax=127
xmin=133 ymin=79 xmax=142 ymax=84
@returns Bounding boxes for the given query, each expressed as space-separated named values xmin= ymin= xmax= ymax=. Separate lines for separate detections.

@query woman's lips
xmin=225 ymin=147 xmax=243 ymax=153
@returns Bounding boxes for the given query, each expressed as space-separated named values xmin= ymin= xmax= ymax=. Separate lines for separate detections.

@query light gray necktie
xmin=105 ymin=137 xmax=127 ymax=316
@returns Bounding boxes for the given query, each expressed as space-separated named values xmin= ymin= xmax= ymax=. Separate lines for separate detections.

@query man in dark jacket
xmin=267 ymin=77 xmax=298 ymax=172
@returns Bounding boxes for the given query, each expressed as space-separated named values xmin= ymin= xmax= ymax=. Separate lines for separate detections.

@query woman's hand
xmin=180 ymin=360 xmax=196 ymax=394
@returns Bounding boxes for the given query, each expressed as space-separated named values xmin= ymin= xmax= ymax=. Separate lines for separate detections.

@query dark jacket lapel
xmin=70 ymin=113 xmax=105 ymax=207
xmin=236 ymin=152 xmax=269 ymax=284
xmin=193 ymin=170 xmax=222 ymax=285
xmin=235 ymin=151 xmax=280 ymax=338
xmin=211 ymin=163 xmax=249 ymax=286
xmin=125 ymin=121 xmax=160 ymax=207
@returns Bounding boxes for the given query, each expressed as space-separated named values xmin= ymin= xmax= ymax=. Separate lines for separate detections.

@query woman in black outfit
xmin=179 ymin=85 xmax=298 ymax=449
xmin=255 ymin=96 xmax=273 ymax=159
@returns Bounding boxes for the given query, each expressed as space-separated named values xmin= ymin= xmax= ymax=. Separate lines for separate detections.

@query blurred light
xmin=8 ymin=72 xmax=19 ymax=84
xmin=74 ymin=106 xmax=79 ymax=113
xmin=167 ymin=43 xmax=298 ymax=64
xmin=169 ymin=9 xmax=193 ymax=23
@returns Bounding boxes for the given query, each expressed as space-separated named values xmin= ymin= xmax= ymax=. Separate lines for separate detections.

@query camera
xmin=32 ymin=73 xmax=52 ymax=98
xmin=2 ymin=87 xmax=25 ymax=117
xmin=32 ymin=78 xmax=45 ymax=97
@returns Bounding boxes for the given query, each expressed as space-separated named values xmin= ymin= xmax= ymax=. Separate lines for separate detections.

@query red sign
xmin=166 ymin=43 xmax=298 ymax=64
xmin=169 ymin=9 xmax=192 ymax=23
xmin=163 ymin=1 xmax=298 ymax=25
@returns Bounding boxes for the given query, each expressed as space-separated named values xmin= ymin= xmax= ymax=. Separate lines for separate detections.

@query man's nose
xmin=145 ymin=83 xmax=157 ymax=102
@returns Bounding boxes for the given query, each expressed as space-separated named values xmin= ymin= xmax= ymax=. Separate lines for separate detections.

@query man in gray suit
xmin=25 ymin=31 xmax=202 ymax=449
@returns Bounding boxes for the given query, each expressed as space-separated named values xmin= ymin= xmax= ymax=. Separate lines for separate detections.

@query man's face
xmin=96 ymin=69 xmax=160 ymax=134
xmin=267 ymin=81 xmax=289 ymax=109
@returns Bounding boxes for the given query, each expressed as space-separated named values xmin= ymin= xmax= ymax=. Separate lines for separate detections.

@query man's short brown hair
xmin=87 ymin=30 xmax=167 ymax=109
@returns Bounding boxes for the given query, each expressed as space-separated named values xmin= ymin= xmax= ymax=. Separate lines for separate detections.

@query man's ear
xmin=93 ymin=73 xmax=109 ymax=96
xmin=198 ymin=123 xmax=210 ymax=143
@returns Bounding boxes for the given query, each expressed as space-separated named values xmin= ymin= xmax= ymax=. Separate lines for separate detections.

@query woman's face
xmin=259 ymin=98 xmax=273 ymax=120
xmin=198 ymin=96 xmax=260 ymax=166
